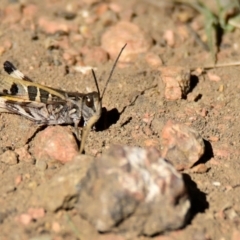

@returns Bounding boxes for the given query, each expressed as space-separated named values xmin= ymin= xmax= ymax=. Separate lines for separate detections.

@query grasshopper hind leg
xmin=78 ymin=116 xmax=100 ymax=154
xmin=72 ymin=120 xmax=88 ymax=154
xmin=72 ymin=120 xmax=82 ymax=149
xmin=79 ymin=125 xmax=91 ymax=154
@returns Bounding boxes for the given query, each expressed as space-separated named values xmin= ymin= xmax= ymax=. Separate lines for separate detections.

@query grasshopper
xmin=0 ymin=44 xmax=126 ymax=153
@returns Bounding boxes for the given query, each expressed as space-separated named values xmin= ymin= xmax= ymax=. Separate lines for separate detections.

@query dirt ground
xmin=0 ymin=0 xmax=240 ymax=239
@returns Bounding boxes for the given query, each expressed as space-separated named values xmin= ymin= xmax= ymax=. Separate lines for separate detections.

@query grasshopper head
xmin=82 ymin=91 xmax=102 ymax=127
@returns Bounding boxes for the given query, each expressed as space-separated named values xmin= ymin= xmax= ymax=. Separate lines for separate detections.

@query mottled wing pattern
xmin=0 ymin=94 xmax=48 ymax=123
xmin=0 ymin=61 xmax=77 ymax=125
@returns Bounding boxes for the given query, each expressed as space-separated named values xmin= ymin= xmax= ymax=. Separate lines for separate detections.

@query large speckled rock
xmin=29 ymin=154 xmax=93 ymax=211
xmin=77 ymin=145 xmax=190 ymax=238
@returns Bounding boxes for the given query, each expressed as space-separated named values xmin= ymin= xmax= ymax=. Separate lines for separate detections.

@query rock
xmin=161 ymin=120 xmax=205 ymax=170
xmin=15 ymin=146 xmax=34 ymax=164
xmin=35 ymin=160 xmax=48 ymax=171
xmin=163 ymin=30 xmax=175 ymax=47
xmin=0 ymin=150 xmax=18 ymax=165
xmin=29 ymin=155 xmax=93 ymax=211
xmin=38 ymin=17 xmax=77 ymax=34
xmin=207 ymin=72 xmax=221 ymax=82
xmin=16 ymin=208 xmax=45 ymax=225
xmin=27 ymin=207 xmax=45 ymax=220
xmin=145 ymin=52 xmax=163 ymax=68
xmin=32 ymin=126 xmax=78 ymax=164
xmin=3 ymin=4 xmax=22 ymax=24
xmin=52 ymin=221 xmax=61 ymax=233
xmin=3 ymin=40 xmax=12 ymax=50
xmin=190 ymin=163 xmax=209 ymax=173
xmin=159 ymin=66 xmax=191 ymax=100
xmin=0 ymin=46 xmax=5 ymax=56
xmin=100 ymin=10 xmax=118 ymax=27
xmin=101 ymin=21 xmax=152 ymax=63
xmin=62 ymin=48 xmax=78 ymax=65
xmin=77 ymin=145 xmax=190 ymax=238
xmin=187 ymin=92 xmax=201 ymax=102
xmin=232 ymin=230 xmax=240 ymax=240
xmin=144 ymin=138 xmax=159 ymax=147
xmin=22 ymin=4 xmax=38 ymax=21
xmin=81 ymin=46 xmax=108 ymax=65
xmin=16 ymin=213 xmax=32 ymax=225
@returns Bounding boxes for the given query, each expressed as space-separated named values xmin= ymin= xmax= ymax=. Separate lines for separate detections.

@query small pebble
xmin=81 ymin=46 xmax=108 ymax=65
xmin=232 ymin=230 xmax=240 ymax=240
xmin=3 ymin=4 xmax=22 ymax=24
xmin=16 ymin=214 xmax=32 ymax=225
xmin=190 ymin=163 xmax=209 ymax=173
xmin=52 ymin=221 xmax=61 ymax=233
xmin=15 ymin=175 xmax=22 ymax=185
xmin=163 ymin=30 xmax=175 ymax=47
xmin=212 ymin=181 xmax=221 ymax=186
xmin=0 ymin=46 xmax=6 ymax=56
xmin=208 ymin=136 xmax=219 ymax=142
xmin=27 ymin=207 xmax=45 ymax=220
xmin=159 ymin=66 xmax=191 ymax=100
xmin=145 ymin=52 xmax=163 ymax=68
xmin=38 ymin=17 xmax=77 ymax=34
xmin=15 ymin=146 xmax=34 ymax=164
xmin=35 ymin=160 xmax=48 ymax=171
xmin=0 ymin=150 xmax=18 ymax=165
xmin=22 ymin=4 xmax=38 ymax=20
xmin=207 ymin=72 xmax=221 ymax=82
xmin=161 ymin=120 xmax=205 ymax=169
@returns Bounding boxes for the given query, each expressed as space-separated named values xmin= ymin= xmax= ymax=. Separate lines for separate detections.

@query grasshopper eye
xmin=85 ymin=95 xmax=94 ymax=108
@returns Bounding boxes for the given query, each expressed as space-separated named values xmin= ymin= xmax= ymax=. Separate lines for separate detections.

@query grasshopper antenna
xmin=100 ymin=43 xmax=127 ymax=101
xmin=91 ymin=69 xmax=101 ymax=97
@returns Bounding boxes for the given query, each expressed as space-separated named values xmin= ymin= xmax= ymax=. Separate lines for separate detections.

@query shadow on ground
xmin=96 ymin=107 xmax=120 ymax=131
xmin=183 ymin=173 xmax=209 ymax=223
